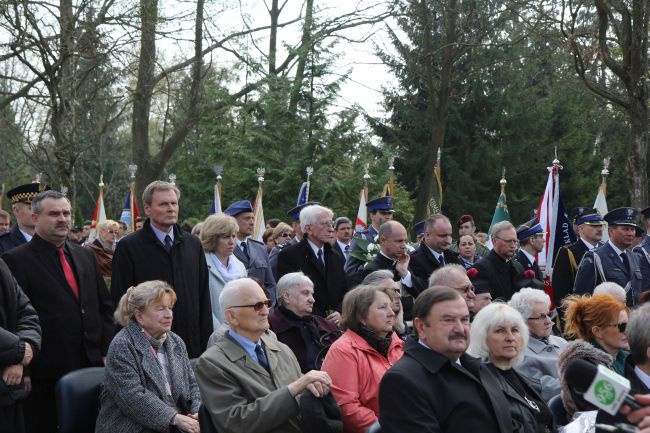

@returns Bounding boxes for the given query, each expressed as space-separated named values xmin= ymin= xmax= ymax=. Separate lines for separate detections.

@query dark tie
xmin=317 ymin=249 xmax=325 ymax=269
xmin=621 ymin=252 xmax=630 ymax=276
xmin=241 ymin=242 xmax=249 ymax=260
xmin=438 ymin=255 xmax=445 ymax=267
xmin=163 ymin=235 xmax=173 ymax=254
xmin=255 ymin=344 xmax=269 ymax=371
xmin=344 ymin=244 xmax=349 ymax=258
xmin=57 ymin=247 xmax=79 ymax=299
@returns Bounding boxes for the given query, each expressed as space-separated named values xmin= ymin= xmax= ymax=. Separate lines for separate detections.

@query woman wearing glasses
xmin=508 ymin=288 xmax=567 ymax=402
xmin=200 ymin=214 xmax=248 ymax=330
xmin=563 ymin=293 xmax=629 ymax=374
xmin=269 ymin=222 xmax=294 ymax=279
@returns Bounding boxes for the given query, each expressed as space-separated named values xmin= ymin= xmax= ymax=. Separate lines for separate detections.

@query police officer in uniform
xmin=514 ymin=218 xmax=545 ymax=281
xmin=0 ymin=182 xmax=51 ymax=254
xmin=552 ymin=209 xmax=604 ymax=309
xmin=633 ymin=206 xmax=650 ymax=293
xmin=344 ymin=195 xmax=394 ymax=285
xmin=574 ymin=207 xmax=643 ymax=307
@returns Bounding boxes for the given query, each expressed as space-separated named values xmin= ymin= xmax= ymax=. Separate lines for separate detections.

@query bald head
xmin=379 ymin=221 xmax=408 ymax=260
xmin=219 ymin=278 xmax=271 ymax=341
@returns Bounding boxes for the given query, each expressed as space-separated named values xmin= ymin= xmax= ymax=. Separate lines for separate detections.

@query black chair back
xmin=548 ymin=394 xmax=567 ymax=427
xmin=199 ymin=404 xmax=219 ymax=433
xmin=55 ymin=366 xmax=105 ymax=433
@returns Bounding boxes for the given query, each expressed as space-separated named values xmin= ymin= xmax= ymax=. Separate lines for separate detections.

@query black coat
xmin=0 ymin=226 xmax=28 ymax=255
xmin=2 ymin=235 xmax=113 ymax=380
xmin=409 ymin=243 xmax=461 ymax=283
xmin=551 ymin=239 xmax=589 ymax=308
xmin=514 ymin=250 xmax=543 ymax=281
xmin=379 ymin=338 xmax=513 ymax=433
xmin=276 ymin=238 xmax=347 ymax=317
xmin=111 ymin=219 xmax=212 ymax=358
xmin=360 ymin=252 xmax=427 ymax=297
xmin=472 ymin=250 xmax=525 ymax=301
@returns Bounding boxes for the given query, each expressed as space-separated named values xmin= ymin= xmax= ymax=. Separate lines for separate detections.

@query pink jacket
xmin=321 ymin=329 xmax=404 ymax=433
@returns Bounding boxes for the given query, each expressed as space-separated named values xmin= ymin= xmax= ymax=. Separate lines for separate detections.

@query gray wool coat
xmin=95 ymin=323 xmax=201 ymax=433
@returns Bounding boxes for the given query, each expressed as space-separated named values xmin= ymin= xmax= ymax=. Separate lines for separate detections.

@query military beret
xmin=457 ymin=214 xmax=474 ymax=228
xmin=224 ymin=200 xmax=253 ymax=217
xmin=6 ymin=182 xmax=51 ymax=204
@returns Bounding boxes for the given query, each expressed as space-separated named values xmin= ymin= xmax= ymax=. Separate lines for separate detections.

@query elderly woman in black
xmin=468 ymin=302 xmax=553 ymax=433
xmin=96 ymin=280 xmax=201 ymax=433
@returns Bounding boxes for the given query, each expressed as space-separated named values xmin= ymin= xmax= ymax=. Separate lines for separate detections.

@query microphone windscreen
xmin=564 ymin=358 xmax=599 ymax=393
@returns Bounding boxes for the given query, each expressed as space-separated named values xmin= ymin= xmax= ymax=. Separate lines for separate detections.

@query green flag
xmin=487 ymin=175 xmax=510 ymax=247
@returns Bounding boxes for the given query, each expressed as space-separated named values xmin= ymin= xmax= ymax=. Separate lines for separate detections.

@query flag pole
xmin=128 ymin=164 xmax=138 ymax=232
xmin=363 ymin=164 xmax=370 ymax=202
xmin=600 ymin=157 xmax=610 ymax=197
xmin=435 ymin=147 xmax=443 ymax=207
xmin=388 ymin=156 xmax=395 ymax=197
xmin=500 ymin=168 xmax=507 ymax=195
xmin=306 ymin=166 xmax=313 ymax=201
xmin=252 ymin=167 xmax=266 ymax=241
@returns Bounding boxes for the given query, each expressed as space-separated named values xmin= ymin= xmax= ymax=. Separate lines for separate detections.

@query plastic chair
xmin=55 ymin=367 xmax=105 ymax=433
xmin=199 ymin=404 xmax=219 ymax=433
xmin=548 ymin=394 xmax=567 ymax=427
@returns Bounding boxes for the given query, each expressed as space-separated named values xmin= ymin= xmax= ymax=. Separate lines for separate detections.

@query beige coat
xmin=195 ymin=332 xmax=303 ymax=433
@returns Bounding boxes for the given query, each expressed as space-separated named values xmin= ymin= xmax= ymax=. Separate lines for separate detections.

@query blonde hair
xmin=97 ymin=219 xmax=119 ymax=233
xmin=272 ymin=222 xmax=293 ymax=241
xmin=199 ymin=214 xmax=239 ymax=252
xmin=114 ymin=280 xmax=177 ymax=327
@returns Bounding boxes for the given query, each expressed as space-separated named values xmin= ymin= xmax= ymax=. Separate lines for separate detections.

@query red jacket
xmin=321 ymin=329 xmax=404 ymax=433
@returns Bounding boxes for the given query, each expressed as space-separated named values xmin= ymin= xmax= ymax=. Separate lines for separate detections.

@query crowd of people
xmin=4 ymin=179 xmax=650 ymax=433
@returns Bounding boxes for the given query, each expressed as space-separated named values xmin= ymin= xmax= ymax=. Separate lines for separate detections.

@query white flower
xmin=367 ymin=243 xmax=379 ymax=253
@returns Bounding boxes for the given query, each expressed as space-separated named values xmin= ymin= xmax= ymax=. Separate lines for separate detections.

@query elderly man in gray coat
xmin=195 ymin=278 xmax=332 ymax=433
xmin=509 ymin=288 xmax=568 ymax=402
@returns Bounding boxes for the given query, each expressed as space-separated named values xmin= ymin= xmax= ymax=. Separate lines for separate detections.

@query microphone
xmin=564 ymin=358 xmax=642 ymax=415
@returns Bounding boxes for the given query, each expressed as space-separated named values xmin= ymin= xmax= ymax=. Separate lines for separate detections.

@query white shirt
xmin=521 ymin=249 xmax=537 ymax=266
xmin=307 ymin=239 xmax=324 ymax=263
xmin=19 ymin=229 xmax=32 ymax=243
xmin=426 ymin=245 xmax=445 ymax=265
xmin=608 ymin=240 xmax=626 ymax=263
xmin=580 ymin=238 xmax=596 ymax=250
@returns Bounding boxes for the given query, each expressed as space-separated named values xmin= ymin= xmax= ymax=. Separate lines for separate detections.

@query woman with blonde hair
xmin=87 ymin=219 xmax=120 ymax=286
xmin=200 ymin=214 xmax=247 ymax=329
xmin=96 ymin=280 xmax=201 ymax=433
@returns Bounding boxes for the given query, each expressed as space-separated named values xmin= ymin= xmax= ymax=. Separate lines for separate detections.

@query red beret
xmin=457 ymin=214 xmax=474 ymax=228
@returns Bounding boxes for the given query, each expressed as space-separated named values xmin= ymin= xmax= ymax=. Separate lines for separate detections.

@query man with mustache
xmin=2 ymin=190 xmax=114 ymax=433
xmin=409 ymin=214 xmax=462 ymax=284
xmin=378 ymin=287 xmax=513 ymax=433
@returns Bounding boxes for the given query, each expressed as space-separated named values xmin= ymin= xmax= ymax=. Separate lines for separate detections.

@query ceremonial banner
xmin=355 ymin=189 xmax=367 ymax=233
xmin=119 ymin=185 xmax=141 ymax=232
xmin=486 ymin=176 xmax=510 ymax=249
xmin=594 ymin=180 xmax=609 ymax=242
xmin=88 ymin=187 xmax=106 ymax=243
xmin=252 ymin=186 xmax=265 ymax=241
xmin=296 ymin=181 xmax=309 ymax=206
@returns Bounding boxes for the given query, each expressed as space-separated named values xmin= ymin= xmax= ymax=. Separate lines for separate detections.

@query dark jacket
xmin=111 ymin=219 xmax=212 ymax=358
xmin=276 ymin=238 xmax=347 ymax=317
xmin=486 ymin=363 xmax=551 ymax=433
xmin=0 ymin=226 xmax=28 ymax=255
xmin=360 ymin=253 xmax=427 ymax=297
xmin=514 ymin=250 xmax=543 ymax=281
xmin=633 ymin=235 xmax=650 ymax=294
xmin=2 ymin=235 xmax=113 ymax=380
xmin=472 ymin=250 xmax=525 ymax=301
xmin=233 ymin=238 xmax=277 ymax=301
xmin=268 ymin=306 xmax=341 ymax=373
xmin=379 ymin=338 xmax=513 ymax=433
xmin=0 ymin=258 xmax=41 ymax=405
xmin=551 ymin=239 xmax=589 ymax=309
xmin=344 ymin=225 xmax=379 ymax=286
xmin=409 ymin=243 xmax=461 ymax=283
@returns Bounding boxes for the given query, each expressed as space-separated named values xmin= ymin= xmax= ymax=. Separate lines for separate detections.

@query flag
xmin=486 ymin=180 xmax=511 ymax=249
xmin=594 ymin=178 xmax=609 ymax=241
xmin=252 ymin=184 xmax=265 ymax=241
xmin=119 ymin=185 xmax=141 ymax=232
xmin=210 ymin=183 xmax=222 ymax=215
xmin=354 ymin=189 xmax=367 ymax=232
xmin=296 ymin=181 xmax=309 ymax=206
xmin=88 ymin=187 xmax=106 ymax=243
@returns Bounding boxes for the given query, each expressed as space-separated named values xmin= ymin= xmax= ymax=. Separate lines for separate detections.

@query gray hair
xmin=218 ymin=278 xmax=259 ymax=321
xmin=627 ymin=303 xmax=650 ymax=365
xmin=299 ymin=205 xmax=333 ymax=233
xmin=424 ymin=214 xmax=450 ymax=232
xmin=490 ymin=221 xmax=515 ymax=240
xmin=467 ymin=302 xmax=529 ymax=366
xmin=334 ymin=216 xmax=352 ymax=230
xmin=428 ymin=263 xmax=467 ymax=288
xmin=142 ymin=181 xmax=180 ymax=205
xmin=594 ymin=282 xmax=627 ymax=304
xmin=276 ymin=272 xmax=314 ymax=307
xmin=508 ymin=288 xmax=550 ymax=320
xmin=32 ymin=190 xmax=69 ymax=214
xmin=114 ymin=280 xmax=176 ymax=327
xmin=362 ymin=269 xmax=396 ymax=286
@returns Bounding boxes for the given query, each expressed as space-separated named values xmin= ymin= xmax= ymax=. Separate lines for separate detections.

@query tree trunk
xmin=288 ymin=0 xmax=314 ymax=115
xmin=627 ymin=97 xmax=648 ymax=208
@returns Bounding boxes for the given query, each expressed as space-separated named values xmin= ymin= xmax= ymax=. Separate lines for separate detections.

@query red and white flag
xmin=354 ymin=189 xmax=367 ymax=233
xmin=88 ymin=188 xmax=107 ymax=243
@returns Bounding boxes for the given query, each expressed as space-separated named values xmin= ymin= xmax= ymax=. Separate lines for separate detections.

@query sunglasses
xmin=280 ymin=232 xmax=293 ymax=238
xmin=228 ymin=299 xmax=273 ymax=311
xmin=606 ymin=322 xmax=627 ymax=333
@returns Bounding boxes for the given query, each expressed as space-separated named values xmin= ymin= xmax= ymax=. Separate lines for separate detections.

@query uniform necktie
xmin=57 ymin=247 xmax=79 ymax=299
xmin=438 ymin=255 xmax=446 ymax=267
xmin=317 ymin=249 xmax=325 ymax=269
xmin=255 ymin=344 xmax=269 ymax=371
xmin=241 ymin=242 xmax=249 ymax=260
xmin=163 ymin=235 xmax=173 ymax=254
xmin=621 ymin=252 xmax=630 ymax=276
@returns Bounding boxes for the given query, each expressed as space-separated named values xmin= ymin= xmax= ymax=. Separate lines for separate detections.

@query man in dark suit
xmin=409 ymin=214 xmax=461 ymax=284
xmin=471 ymin=221 xmax=525 ymax=301
xmin=2 ymin=190 xmax=114 ymax=433
xmin=552 ymin=208 xmax=604 ymax=309
xmin=359 ymin=221 xmax=427 ymax=297
xmin=514 ymin=217 xmax=545 ymax=280
xmin=333 ymin=216 xmax=353 ymax=261
xmin=574 ymin=207 xmax=643 ymax=306
xmin=224 ymin=200 xmax=277 ymax=301
xmin=0 ymin=182 xmax=51 ymax=254
xmin=276 ymin=204 xmax=347 ymax=326
xmin=269 ymin=201 xmax=320 ymax=277
xmin=634 ymin=206 xmax=650 ymax=294
xmin=111 ymin=181 xmax=212 ymax=358
xmin=379 ymin=287 xmax=513 ymax=433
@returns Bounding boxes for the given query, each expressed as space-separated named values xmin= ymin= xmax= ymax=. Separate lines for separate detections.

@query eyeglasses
xmin=106 ymin=230 xmax=119 ymax=235
xmin=494 ymin=236 xmax=518 ymax=245
xmin=453 ymin=285 xmax=475 ymax=294
xmin=606 ymin=322 xmax=627 ymax=333
xmin=315 ymin=221 xmax=335 ymax=229
xmin=228 ymin=299 xmax=273 ymax=311
xmin=527 ymin=313 xmax=551 ymax=321
xmin=279 ymin=232 xmax=293 ymax=238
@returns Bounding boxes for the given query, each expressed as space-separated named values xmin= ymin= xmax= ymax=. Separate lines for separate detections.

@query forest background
xmin=0 ymin=0 xmax=645 ymax=233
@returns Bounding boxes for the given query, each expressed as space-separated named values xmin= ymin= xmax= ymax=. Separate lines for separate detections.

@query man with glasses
xmin=574 ymin=207 xmax=643 ymax=306
xmin=276 ymin=205 xmax=347 ymax=326
xmin=429 ymin=264 xmax=476 ymax=310
xmin=471 ymin=221 xmax=525 ymax=301
xmin=196 ymin=278 xmax=333 ymax=433
xmin=514 ymin=218 xmax=545 ymax=280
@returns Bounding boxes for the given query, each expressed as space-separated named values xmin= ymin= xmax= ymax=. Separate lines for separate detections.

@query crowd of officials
xmin=4 ymin=179 xmax=650 ymax=433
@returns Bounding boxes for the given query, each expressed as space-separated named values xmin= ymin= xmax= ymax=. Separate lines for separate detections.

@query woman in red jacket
xmin=321 ymin=284 xmax=404 ymax=433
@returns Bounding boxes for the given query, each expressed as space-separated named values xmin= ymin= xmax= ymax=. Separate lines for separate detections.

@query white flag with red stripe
xmin=354 ymin=189 xmax=367 ymax=233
